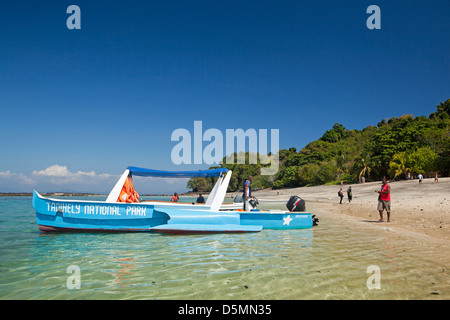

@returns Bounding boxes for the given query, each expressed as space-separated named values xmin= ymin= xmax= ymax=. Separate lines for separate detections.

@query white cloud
xmin=32 ymin=165 xmax=72 ymax=177
xmin=0 ymin=170 xmax=12 ymax=178
xmin=0 ymin=165 xmax=189 ymax=194
xmin=0 ymin=170 xmax=34 ymax=185
xmin=0 ymin=165 xmax=117 ymax=193
xmin=32 ymin=165 xmax=112 ymax=181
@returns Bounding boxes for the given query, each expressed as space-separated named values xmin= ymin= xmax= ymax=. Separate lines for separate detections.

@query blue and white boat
xmin=32 ymin=166 xmax=317 ymax=234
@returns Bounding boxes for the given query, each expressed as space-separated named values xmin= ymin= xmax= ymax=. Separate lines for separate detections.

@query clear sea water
xmin=0 ymin=196 xmax=448 ymax=299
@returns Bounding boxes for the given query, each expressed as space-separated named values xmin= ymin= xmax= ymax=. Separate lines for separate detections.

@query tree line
xmin=187 ymin=99 xmax=449 ymax=192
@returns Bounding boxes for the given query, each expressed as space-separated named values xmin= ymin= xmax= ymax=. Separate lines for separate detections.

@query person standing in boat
xmin=196 ymin=193 xmax=205 ymax=204
xmin=243 ymin=175 xmax=253 ymax=211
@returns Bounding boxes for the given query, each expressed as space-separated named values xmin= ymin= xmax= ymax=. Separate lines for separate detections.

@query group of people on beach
xmin=338 ymin=186 xmax=352 ymax=204
xmin=338 ymin=177 xmax=391 ymax=222
xmin=406 ymin=172 xmax=439 ymax=184
xmin=337 ymin=171 xmax=441 ymax=223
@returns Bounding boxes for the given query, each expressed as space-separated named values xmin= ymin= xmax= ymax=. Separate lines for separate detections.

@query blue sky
xmin=0 ymin=0 xmax=449 ymax=193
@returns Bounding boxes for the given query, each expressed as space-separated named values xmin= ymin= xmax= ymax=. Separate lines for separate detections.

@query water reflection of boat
xmin=33 ymin=166 xmax=317 ymax=234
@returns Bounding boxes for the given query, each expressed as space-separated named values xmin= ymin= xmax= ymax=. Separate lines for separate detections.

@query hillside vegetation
xmin=188 ymin=99 xmax=449 ymax=192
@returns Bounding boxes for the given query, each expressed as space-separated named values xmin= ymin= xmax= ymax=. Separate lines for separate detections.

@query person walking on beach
xmin=243 ymin=175 xmax=253 ymax=211
xmin=434 ymin=172 xmax=439 ymax=183
xmin=338 ymin=188 xmax=344 ymax=204
xmin=347 ymin=186 xmax=352 ymax=203
xmin=376 ymin=177 xmax=391 ymax=222
xmin=418 ymin=173 xmax=423 ymax=185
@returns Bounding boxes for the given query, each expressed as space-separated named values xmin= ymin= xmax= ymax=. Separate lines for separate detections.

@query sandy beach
xmin=249 ymin=177 xmax=450 ymax=245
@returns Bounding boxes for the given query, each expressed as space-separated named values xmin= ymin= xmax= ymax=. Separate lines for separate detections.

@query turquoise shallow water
xmin=0 ymin=196 xmax=448 ymax=299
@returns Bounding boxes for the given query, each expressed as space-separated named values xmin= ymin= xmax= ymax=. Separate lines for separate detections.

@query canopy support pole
xmin=205 ymin=174 xmax=223 ymax=206
xmin=210 ymin=170 xmax=232 ymax=212
xmin=106 ymin=169 xmax=130 ymax=203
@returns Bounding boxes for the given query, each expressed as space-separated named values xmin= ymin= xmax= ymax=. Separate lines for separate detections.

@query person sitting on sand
xmin=376 ymin=176 xmax=391 ymax=222
xmin=196 ymin=193 xmax=205 ymax=204
xmin=338 ymin=188 xmax=344 ymax=204
xmin=171 ymin=192 xmax=179 ymax=202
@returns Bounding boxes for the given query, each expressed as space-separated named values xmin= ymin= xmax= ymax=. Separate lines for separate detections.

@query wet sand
xmin=251 ymin=177 xmax=450 ymax=245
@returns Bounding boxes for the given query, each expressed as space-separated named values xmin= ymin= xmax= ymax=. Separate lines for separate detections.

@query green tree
xmin=409 ymin=146 xmax=438 ymax=175
xmin=352 ymin=155 xmax=373 ymax=182
xmin=429 ymin=99 xmax=450 ymax=119
xmin=389 ymin=152 xmax=411 ymax=179
xmin=320 ymin=123 xmax=347 ymax=143
xmin=273 ymin=166 xmax=299 ymax=188
xmin=297 ymin=164 xmax=321 ymax=186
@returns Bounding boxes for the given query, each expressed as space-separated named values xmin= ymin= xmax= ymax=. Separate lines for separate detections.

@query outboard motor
xmin=286 ymin=195 xmax=306 ymax=212
xmin=249 ymin=198 xmax=259 ymax=209
xmin=312 ymin=214 xmax=319 ymax=226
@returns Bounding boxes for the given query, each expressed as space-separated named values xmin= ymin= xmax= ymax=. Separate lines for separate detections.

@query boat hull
xmin=33 ymin=191 xmax=315 ymax=233
xmin=32 ymin=191 xmax=263 ymax=233
xmin=240 ymin=211 xmax=313 ymax=229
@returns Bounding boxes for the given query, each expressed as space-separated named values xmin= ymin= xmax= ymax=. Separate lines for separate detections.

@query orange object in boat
xmin=117 ymin=176 xmax=140 ymax=203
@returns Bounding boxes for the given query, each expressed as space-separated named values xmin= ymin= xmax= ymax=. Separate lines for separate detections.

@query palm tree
xmin=352 ymin=155 xmax=372 ymax=182
xmin=389 ymin=152 xmax=411 ymax=179
xmin=359 ymin=160 xmax=372 ymax=182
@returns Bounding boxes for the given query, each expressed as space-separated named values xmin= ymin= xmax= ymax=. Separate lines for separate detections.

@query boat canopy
xmin=127 ymin=166 xmax=228 ymax=178
xmin=106 ymin=166 xmax=231 ymax=204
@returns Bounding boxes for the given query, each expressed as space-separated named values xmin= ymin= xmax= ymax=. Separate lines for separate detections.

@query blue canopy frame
xmin=127 ymin=166 xmax=228 ymax=178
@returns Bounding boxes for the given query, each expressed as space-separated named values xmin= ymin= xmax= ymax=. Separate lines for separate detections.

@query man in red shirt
xmin=376 ymin=176 xmax=391 ymax=222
